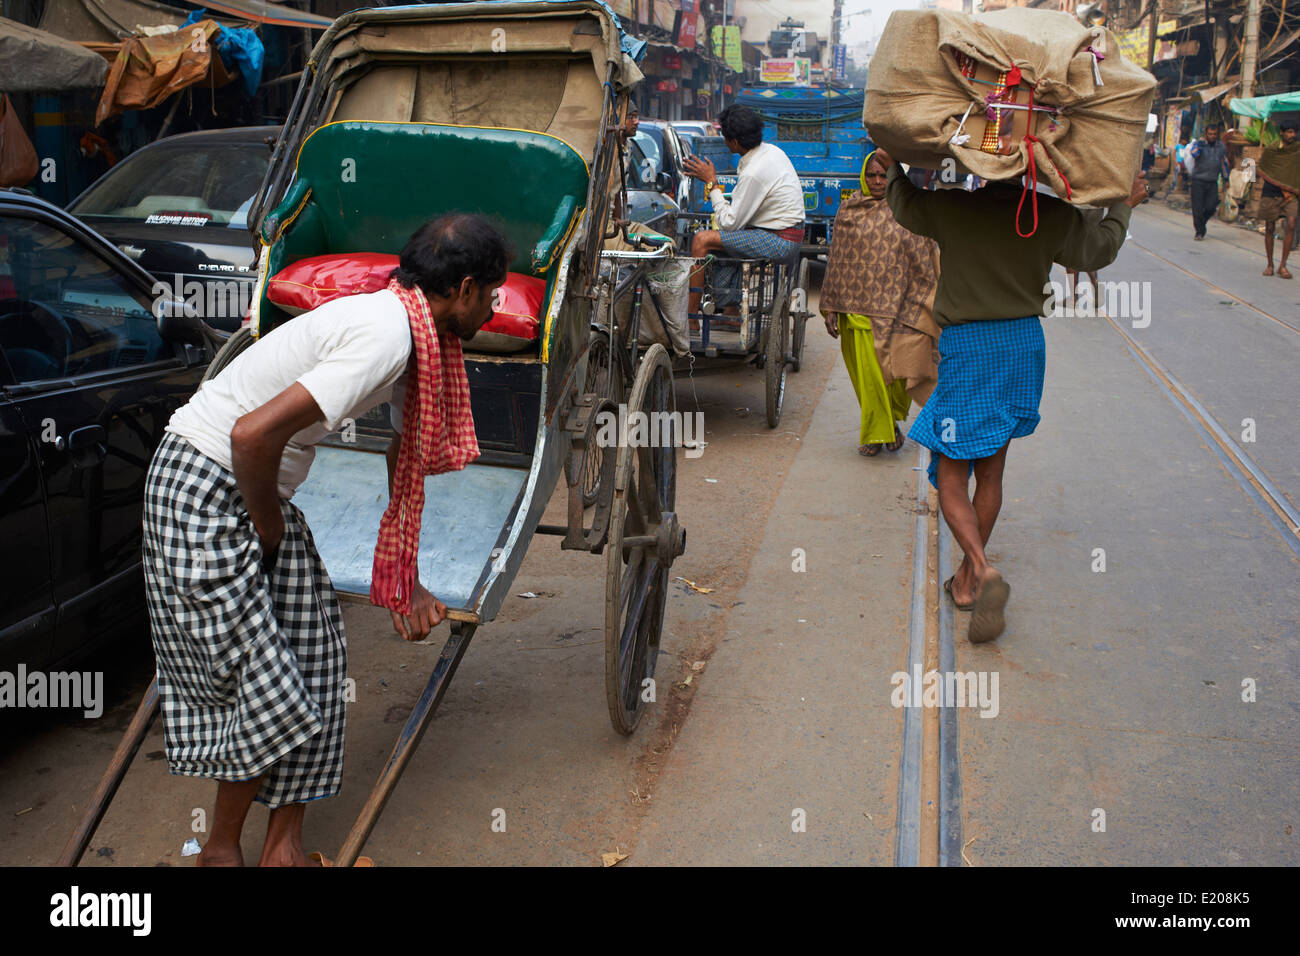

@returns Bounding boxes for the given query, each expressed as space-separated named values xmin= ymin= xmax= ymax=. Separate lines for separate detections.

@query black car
xmin=0 ymin=188 xmax=217 ymax=676
xmin=67 ymin=126 xmax=278 ymax=332
xmin=637 ymin=119 xmax=692 ymax=209
xmin=624 ymin=131 xmax=680 ymax=233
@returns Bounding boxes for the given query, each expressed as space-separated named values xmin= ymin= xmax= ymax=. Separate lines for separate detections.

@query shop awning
xmin=190 ymin=1 xmax=331 ymax=29
xmin=1193 ymin=78 xmax=1239 ymax=103
xmin=1229 ymin=90 xmax=1300 ymax=120
xmin=39 ymin=0 xmax=328 ymax=44
xmin=0 ymin=16 xmax=109 ymax=90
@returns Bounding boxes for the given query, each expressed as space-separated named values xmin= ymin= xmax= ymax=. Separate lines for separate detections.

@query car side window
xmin=0 ymin=216 xmax=169 ymax=384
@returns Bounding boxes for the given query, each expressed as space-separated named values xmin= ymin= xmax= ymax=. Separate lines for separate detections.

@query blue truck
xmin=686 ymin=85 xmax=874 ymax=258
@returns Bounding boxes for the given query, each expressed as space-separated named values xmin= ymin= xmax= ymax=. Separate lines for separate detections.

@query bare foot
xmin=859 ymin=443 xmax=882 ymax=457
xmin=258 ymin=843 xmax=320 ymax=867
xmin=950 ymin=559 xmax=977 ymax=607
xmin=1279 ymin=266 xmax=1293 ymax=279
xmin=196 ymin=844 xmax=244 ymax=867
xmin=1263 ymin=264 xmax=1274 ymax=276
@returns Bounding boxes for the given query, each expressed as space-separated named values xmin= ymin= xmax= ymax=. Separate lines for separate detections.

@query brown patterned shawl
xmin=821 ymin=190 xmax=941 ymax=403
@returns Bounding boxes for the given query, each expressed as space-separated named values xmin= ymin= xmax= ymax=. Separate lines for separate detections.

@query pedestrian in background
xmin=1188 ymin=124 xmax=1229 ymax=240
xmin=820 ymin=149 xmax=940 ymax=457
xmin=1065 ymin=208 xmax=1106 ymax=310
xmin=1164 ymin=132 xmax=1190 ymax=196
xmin=1257 ymin=121 xmax=1299 ymax=279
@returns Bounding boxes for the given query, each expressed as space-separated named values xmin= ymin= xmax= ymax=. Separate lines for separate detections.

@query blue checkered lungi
xmin=908 ymin=316 xmax=1046 ymax=489
xmin=712 ymin=228 xmax=801 ymax=305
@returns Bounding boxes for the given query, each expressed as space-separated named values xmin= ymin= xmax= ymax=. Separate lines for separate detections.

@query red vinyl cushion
xmin=266 ymin=253 xmax=543 ymax=345
xmin=267 ymin=252 xmax=395 ymax=314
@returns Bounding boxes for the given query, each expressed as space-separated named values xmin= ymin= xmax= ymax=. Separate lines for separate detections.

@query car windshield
xmin=626 ymin=136 xmax=661 ymax=189
xmin=70 ymin=142 xmax=269 ymax=229
xmin=631 ymin=130 xmax=662 ymax=176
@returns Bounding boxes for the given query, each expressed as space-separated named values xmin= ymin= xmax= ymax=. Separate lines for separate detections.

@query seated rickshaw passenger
xmin=682 ymin=104 xmax=805 ymax=294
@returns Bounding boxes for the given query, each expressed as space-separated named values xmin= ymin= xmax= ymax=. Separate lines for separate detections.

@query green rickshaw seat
xmin=256 ymin=120 xmax=589 ymax=336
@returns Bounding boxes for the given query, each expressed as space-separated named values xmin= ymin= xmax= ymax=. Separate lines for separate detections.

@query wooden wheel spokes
xmin=605 ymin=344 xmax=680 ymax=735
xmin=615 ymin=550 xmax=660 ymax=709
xmin=580 ymin=331 xmax=618 ymax=508
xmin=765 ymin=292 xmax=790 ymax=428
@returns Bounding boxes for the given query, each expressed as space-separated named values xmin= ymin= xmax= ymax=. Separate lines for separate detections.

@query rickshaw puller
xmin=141 ymin=214 xmax=509 ymax=866
xmin=682 ymin=104 xmax=805 ymax=308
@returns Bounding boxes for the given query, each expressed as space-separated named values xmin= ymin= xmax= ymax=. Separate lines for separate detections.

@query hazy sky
xmin=839 ymin=0 xmax=926 ymax=47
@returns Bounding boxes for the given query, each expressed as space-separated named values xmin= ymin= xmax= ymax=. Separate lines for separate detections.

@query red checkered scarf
xmin=370 ymin=277 xmax=479 ymax=614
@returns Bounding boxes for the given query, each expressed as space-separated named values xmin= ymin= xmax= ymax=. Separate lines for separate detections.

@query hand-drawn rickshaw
xmin=60 ymin=0 xmax=687 ymax=868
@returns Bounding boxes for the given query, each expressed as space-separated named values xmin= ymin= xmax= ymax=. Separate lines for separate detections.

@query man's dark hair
xmin=392 ymin=213 xmax=512 ymax=299
xmin=718 ymin=105 xmax=764 ymax=151
xmin=1205 ymin=123 xmax=1220 ymax=132
xmin=1280 ymin=121 xmax=1297 ymax=132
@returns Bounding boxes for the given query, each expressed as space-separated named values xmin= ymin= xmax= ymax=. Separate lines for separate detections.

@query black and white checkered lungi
xmin=141 ymin=432 xmax=346 ymax=808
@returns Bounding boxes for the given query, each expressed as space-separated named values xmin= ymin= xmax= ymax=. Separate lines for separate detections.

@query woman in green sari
xmin=821 ymin=150 xmax=940 ymax=456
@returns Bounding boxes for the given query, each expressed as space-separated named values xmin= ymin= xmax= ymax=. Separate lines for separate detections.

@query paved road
xmin=2 ymin=201 xmax=1295 ymax=866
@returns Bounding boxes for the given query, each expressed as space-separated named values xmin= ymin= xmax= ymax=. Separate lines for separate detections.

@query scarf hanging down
xmin=1258 ymin=141 xmax=1300 ymax=193
xmin=370 ymin=277 xmax=479 ymax=615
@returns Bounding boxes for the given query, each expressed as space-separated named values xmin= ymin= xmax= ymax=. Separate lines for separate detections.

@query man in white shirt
xmin=143 ymin=213 xmax=509 ymax=867
xmin=682 ymin=104 xmax=806 ymax=259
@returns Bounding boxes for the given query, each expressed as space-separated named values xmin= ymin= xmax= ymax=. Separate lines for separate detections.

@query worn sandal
xmin=943 ymin=575 xmax=975 ymax=611
xmin=967 ymin=573 xmax=1010 ymax=644
xmin=310 ymin=851 xmax=375 ymax=867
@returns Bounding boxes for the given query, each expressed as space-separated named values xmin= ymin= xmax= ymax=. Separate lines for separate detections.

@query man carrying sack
xmin=1257 ymin=122 xmax=1299 ymax=278
xmin=864 ymin=8 xmax=1154 ymax=643
xmin=883 ymin=158 xmax=1148 ymax=644
xmin=142 ymin=214 xmax=509 ymax=866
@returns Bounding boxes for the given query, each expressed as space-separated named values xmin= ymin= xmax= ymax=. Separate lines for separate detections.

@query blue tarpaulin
xmin=184 ymin=9 xmax=264 ymax=96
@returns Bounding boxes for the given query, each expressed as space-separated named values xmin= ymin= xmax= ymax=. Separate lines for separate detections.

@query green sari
xmin=838 ymin=312 xmax=912 ymax=445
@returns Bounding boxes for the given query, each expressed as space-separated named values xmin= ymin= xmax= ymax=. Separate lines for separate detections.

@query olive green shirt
xmin=885 ymin=164 xmax=1133 ymax=327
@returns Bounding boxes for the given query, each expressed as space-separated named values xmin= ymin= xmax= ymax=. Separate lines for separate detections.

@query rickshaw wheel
xmin=201 ymin=325 xmax=256 ymax=383
xmin=790 ymin=258 xmax=810 ymax=373
xmin=581 ymin=329 xmax=623 ymax=508
xmin=765 ymin=293 xmax=790 ymax=428
xmin=605 ymin=344 xmax=678 ymax=736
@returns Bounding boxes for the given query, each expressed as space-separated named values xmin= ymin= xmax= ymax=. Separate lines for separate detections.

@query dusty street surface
xmin=3 ymin=217 xmax=1297 ymax=866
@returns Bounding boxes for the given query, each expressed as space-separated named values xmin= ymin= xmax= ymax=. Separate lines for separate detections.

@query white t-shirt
xmin=167 ymin=289 xmax=412 ymax=498
xmin=707 ymin=141 xmax=805 ymax=231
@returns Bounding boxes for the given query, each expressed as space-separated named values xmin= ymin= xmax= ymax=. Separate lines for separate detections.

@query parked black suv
xmin=0 ymin=188 xmax=217 ymax=675
xmin=67 ymin=126 xmax=278 ymax=332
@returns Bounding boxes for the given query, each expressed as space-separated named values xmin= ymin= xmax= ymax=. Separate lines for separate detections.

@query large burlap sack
xmin=863 ymin=8 xmax=1155 ymax=206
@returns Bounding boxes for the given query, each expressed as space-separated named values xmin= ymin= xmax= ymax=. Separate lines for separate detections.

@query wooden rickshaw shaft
xmin=56 ymin=677 xmax=160 ymax=866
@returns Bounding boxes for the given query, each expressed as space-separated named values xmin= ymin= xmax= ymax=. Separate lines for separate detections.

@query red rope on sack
xmin=1016 ymin=84 xmax=1040 ymax=238
xmin=1015 ymin=83 xmax=1074 ymax=237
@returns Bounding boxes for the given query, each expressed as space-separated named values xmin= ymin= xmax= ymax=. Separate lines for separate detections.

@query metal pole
xmin=1241 ymin=0 xmax=1261 ymax=100
xmin=1146 ymin=0 xmax=1159 ymax=69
